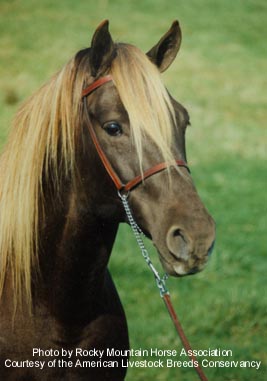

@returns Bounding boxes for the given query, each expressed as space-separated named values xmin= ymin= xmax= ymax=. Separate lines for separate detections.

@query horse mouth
xmin=159 ymin=252 xmax=208 ymax=277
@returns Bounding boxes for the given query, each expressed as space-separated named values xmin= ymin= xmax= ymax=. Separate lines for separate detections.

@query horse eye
xmin=103 ymin=122 xmax=123 ymax=136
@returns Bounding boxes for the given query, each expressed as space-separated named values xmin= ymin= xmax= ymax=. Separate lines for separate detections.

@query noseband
xmin=82 ymin=75 xmax=189 ymax=193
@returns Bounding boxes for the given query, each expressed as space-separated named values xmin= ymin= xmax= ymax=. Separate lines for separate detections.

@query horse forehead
xmin=90 ymin=82 xmax=124 ymax=111
xmin=88 ymin=82 xmax=128 ymax=117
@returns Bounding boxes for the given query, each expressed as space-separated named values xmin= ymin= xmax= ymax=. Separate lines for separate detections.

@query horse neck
xmin=37 ymin=174 xmax=119 ymax=323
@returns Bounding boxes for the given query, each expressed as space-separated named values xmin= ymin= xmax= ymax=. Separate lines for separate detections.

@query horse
xmin=0 ymin=20 xmax=215 ymax=380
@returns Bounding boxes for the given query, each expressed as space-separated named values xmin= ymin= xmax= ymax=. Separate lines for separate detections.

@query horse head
xmin=78 ymin=20 xmax=216 ymax=277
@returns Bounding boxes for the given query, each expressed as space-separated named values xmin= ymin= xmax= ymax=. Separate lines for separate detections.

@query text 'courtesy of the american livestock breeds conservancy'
xmin=3 ymin=347 xmax=261 ymax=370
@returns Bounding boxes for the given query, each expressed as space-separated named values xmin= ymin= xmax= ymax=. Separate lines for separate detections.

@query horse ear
xmin=146 ymin=21 xmax=182 ymax=72
xmin=90 ymin=20 xmax=115 ymax=77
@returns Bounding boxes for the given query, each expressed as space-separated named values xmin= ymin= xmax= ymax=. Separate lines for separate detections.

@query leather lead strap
xmin=163 ymin=294 xmax=208 ymax=381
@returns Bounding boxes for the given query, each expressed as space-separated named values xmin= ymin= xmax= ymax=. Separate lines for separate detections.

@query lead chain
xmin=118 ymin=192 xmax=169 ymax=297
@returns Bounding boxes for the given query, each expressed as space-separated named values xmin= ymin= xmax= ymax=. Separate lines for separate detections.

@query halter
xmin=82 ymin=76 xmax=208 ymax=381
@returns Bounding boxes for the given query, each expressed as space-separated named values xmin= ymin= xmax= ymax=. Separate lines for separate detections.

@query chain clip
xmin=118 ymin=191 xmax=169 ymax=297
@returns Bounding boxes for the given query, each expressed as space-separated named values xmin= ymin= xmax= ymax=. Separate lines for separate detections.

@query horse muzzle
xmin=157 ymin=219 xmax=216 ymax=277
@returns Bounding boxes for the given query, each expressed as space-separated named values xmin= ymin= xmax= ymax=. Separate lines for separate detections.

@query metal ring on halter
xmin=117 ymin=189 xmax=130 ymax=200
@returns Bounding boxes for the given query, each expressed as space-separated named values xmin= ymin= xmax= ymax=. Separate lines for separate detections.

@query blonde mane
xmin=111 ymin=44 xmax=176 ymax=168
xmin=0 ymin=43 xmax=177 ymax=309
xmin=0 ymin=57 xmax=84 ymax=309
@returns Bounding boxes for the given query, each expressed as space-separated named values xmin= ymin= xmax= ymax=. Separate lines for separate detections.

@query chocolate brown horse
xmin=0 ymin=20 xmax=215 ymax=380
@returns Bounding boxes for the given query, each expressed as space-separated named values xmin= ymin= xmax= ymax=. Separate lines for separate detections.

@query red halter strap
xmin=82 ymin=75 xmax=113 ymax=98
xmin=82 ymin=75 xmax=189 ymax=192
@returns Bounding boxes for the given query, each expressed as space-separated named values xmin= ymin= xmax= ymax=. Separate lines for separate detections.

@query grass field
xmin=0 ymin=1 xmax=266 ymax=380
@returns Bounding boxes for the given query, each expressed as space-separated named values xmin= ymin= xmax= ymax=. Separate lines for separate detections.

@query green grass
xmin=0 ymin=1 xmax=266 ymax=380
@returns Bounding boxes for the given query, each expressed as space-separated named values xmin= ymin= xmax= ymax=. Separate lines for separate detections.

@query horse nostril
xmin=173 ymin=228 xmax=182 ymax=238
xmin=166 ymin=226 xmax=188 ymax=259
xmin=172 ymin=228 xmax=187 ymax=243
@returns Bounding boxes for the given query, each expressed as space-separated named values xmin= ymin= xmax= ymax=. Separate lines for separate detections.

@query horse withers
xmin=0 ymin=20 xmax=215 ymax=380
